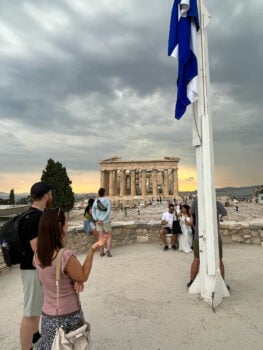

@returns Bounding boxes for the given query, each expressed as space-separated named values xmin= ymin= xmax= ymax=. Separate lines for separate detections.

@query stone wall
xmin=52 ymin=220 xmax=263 ymax=253
xmin=220 ymin=222 xmax=263 ymax=245
xmin=1 ymin=221 xmax=262 ymax=270
xmin=0 ymin=205 xmax=29 ymax=217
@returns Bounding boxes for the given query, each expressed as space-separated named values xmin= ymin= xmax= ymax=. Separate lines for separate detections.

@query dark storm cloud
xmin=0 ymin=0 xmax=262 ymax=187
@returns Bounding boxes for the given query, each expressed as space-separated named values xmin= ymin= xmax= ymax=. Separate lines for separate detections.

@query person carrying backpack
xmin=92 ymin=187 xmax=112 ymax=257
xmin=19 ymin=182 xmax=52 ymax=350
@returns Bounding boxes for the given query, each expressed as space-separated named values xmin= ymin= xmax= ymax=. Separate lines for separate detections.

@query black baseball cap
xmin=30 ymin=182 xmax=52 ymax=199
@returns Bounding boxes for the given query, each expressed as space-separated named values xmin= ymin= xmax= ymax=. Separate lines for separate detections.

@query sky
xmin=0 ymin=0 xmax=262 ymax=194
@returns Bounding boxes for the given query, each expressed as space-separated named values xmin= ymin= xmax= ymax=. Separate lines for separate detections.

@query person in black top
xmin=19 ymin=182 xmax=52 ymax=350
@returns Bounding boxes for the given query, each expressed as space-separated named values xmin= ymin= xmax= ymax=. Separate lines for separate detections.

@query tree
xmin=41 ymin=159 xmax=75 ymax=212
xmin=9 ymin=189 xmax=15 ymax=204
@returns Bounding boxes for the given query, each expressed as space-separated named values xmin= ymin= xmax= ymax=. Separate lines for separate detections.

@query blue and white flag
xmin=168 ymin=0 xmax=199 ymax=119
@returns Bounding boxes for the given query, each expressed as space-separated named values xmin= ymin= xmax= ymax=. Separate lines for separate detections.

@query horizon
xmin=0 ymin=181 xmax=259 ymax=196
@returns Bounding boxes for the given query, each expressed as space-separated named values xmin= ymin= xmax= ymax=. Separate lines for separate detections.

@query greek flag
xmin=168 ymin=0 xmax=199 ymax=119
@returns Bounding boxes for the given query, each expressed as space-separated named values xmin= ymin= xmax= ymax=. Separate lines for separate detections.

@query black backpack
xmin=0 ymin=208 xmax=39 ymax=267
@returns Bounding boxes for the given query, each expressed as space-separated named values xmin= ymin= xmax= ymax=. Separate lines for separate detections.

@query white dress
xmin=178 ymin=215 xmax=193 ymax=253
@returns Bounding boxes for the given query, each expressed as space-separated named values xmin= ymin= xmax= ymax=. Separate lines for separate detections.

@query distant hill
xmin=216 ymin=186 xmax=258 ymax=198
xmin=0 ymin=192 xmax=29 ymax=200
xmin=180 ymin=185 xmax=258 ymax=199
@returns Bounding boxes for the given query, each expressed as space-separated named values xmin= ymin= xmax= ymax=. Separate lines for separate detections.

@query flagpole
xmin=189 ymin=0 xmax=230 ymax=308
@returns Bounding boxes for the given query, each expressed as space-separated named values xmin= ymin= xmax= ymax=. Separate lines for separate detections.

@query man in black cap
xmin=20 ymin=182 xmax=52 ymax=350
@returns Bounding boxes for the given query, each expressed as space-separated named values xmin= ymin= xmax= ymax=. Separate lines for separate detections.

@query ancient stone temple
xmin=99 ymin=156 xmax=180 ymax=199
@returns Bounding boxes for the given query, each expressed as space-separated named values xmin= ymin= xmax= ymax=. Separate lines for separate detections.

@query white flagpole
xmin=189 ymin=0 xmax=230 ymax=309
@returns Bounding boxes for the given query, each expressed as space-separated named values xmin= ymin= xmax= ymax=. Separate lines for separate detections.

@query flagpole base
xmin=189 ymin=271 xmax=230 ymax=309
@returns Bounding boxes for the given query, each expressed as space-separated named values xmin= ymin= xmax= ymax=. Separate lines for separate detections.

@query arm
xmin=161 ymin=213 xmax=167 ymax=226
xmin=189 ymin=215 xmax=194 ymax=224
xmin=92 ymin=201 xmax=98 ymax=221
xmin=30 ymin=237 xmax=38 ymax=253
xmin=65 ymin=235 xmax=107 ymax=282
xmin=185 ymin=216 xmax=192 ymax=226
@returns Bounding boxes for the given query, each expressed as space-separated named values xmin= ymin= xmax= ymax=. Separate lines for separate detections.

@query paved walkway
xmin=1 ymin=243 xmax=263 ymax=350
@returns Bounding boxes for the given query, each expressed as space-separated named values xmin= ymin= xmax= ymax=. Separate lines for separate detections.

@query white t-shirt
xmin=161 ymin=212 xmax=175 ymax=228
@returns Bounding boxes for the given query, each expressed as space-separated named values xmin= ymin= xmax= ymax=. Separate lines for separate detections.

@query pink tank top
xmin=34 ymin=249 xmax=79 ymax=315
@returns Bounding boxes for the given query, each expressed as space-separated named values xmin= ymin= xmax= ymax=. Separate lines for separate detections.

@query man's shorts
xmin=163 ymin=227 xmax=176 ymax=235
xmin=96 ymin=222 xmax=112 ymax=233
xmin=20 ymin=269 xmax=44 ymax=317
xmin=192 ymin=239 xmax=223 ymax=259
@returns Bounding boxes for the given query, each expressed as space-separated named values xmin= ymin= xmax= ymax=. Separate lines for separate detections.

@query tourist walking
xmin=33 ymin=208 xmax=107 ymax=349
xmin=92 ymin=187 xmax=113 ymax=257
xmin=19 ymin=182 xmax=52 ymax=350
xmin=233 ymin=198 xmax=239 ymax=211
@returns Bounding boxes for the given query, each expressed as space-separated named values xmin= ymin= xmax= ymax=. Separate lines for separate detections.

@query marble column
xmin=173 ymin=168 xmax=178 ymax=197
xmin=113 ymin=170 xmax=118 ymax=196
xmin=141 ymin=169 xmax=147 ymax=197
xmin=100 ymin=170 xmax=106 ymax=188
xmin=119 ymin=170 xmax=126 ymax=197
xmin=152 ymin=169 xmax=158 ymax=198
xmin=163 ymin=169 xmax=169 ymax=197
xmin=131 ymin=170 xmax=136 ymax=197
xmin=109 ymin=170 xmax=114 ymax=197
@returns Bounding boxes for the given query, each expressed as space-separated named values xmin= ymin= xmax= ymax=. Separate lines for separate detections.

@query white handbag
xmin=51 ymin=322 xmax=90 ymax=350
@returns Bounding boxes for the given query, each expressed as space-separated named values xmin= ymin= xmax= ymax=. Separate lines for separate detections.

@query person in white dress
xmin=178 ymin=204 xmax=193 ymax=253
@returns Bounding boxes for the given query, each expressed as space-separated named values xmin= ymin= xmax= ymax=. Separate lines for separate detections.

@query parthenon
xmin=99 ymin=156 xmax=180 ymax=199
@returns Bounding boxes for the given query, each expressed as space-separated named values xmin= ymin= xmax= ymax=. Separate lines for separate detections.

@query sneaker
xmin=186 ymin=281 xmax=193 ymax=288
xmin=106 ymin=250 xmax=112 ymax=257
xmin=32 ymin=331 xmax=41 ymax=344
xmin=163 ymin=245 xmax=169 ymax=251
xmin=171 ymin=245 xmax=177 ymax=250
xmin=100 ymin=252 xmax=105 ymax=257
xmin=32 ymin=331 xmax=41 ymax=349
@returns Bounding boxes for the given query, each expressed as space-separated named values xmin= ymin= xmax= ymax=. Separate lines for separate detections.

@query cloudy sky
xmin=0 ymin=0 xmax=262 ymax=194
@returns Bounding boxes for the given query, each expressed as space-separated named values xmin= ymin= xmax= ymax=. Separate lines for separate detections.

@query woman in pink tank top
xmin=34 ymin=208 xmax=107 ymax=350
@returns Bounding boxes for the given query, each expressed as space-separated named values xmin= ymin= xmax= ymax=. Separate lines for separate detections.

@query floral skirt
xmin=37 ymin=309 xmax=84 ymax=350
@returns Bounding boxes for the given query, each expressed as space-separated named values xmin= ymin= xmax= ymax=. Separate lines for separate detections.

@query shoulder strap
xmin=55 ymin=248 xmax=81 ymax=320
xmin=97 ymin=198 xmax=107 ymax=211
xmin=55 ymin=248 xmax=65 ymax=316
xmin=18 ymin=207 xmax=41 ymax=229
